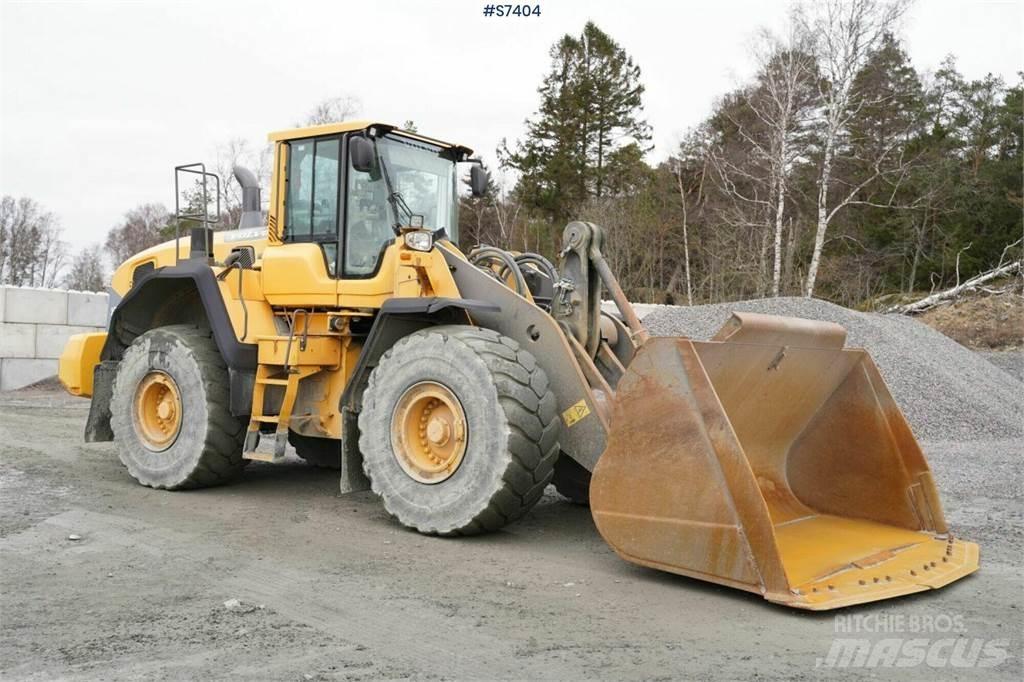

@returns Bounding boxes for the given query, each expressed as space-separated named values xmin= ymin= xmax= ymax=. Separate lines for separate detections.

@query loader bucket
xmin=590 ymin=312 xmax=979 ymax=610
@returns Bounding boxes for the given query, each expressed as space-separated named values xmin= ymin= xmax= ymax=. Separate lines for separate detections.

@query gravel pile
xmin=981 ymin=350 xmax=1024 ymax=382
xmin=636 ymin=297 xmax=1023 ymax=441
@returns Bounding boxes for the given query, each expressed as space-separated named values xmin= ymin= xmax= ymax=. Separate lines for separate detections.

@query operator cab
xmin=268 ymin=121 xmax=479 ymax=279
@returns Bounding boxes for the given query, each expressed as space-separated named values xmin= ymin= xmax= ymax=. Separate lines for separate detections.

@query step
xmin=241 ymin=430 xmax=288 ymax=464
xmin=242 ymin=450 xmax=285 ymax=464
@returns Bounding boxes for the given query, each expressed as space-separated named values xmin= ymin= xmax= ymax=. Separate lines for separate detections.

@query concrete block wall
xmin=0 ymin=286 xmax=109 ymax=390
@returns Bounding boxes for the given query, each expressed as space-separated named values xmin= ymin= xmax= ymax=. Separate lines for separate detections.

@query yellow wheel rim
xmin=134 ymin=371 xmax=183 ymax=452
xmin=391 ymin=381 xmax=468 ymax=484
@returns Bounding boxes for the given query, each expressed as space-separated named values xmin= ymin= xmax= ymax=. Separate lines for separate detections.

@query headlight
xmin=403 ymin=230 xmax=434 ymax=252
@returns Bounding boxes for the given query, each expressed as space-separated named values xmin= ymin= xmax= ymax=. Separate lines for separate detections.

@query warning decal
xmin=561 ymin=399 xmax=591 ymax=427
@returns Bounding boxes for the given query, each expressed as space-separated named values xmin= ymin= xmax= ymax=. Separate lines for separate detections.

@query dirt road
xmin=1 ymin=388 xmax=1021 ymax=680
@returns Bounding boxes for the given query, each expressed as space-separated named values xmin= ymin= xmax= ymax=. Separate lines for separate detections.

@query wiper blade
xmin=390 ymin=189 xmax=414 ymax=225
xmin=372 ymin=139 xmax=413 ymax=232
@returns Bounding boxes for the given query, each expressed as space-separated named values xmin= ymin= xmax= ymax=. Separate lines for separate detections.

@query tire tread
xmin=358 ymin=325 xmax=559 ymax=535
xmin=112 ymin=324 xmax=245 ymax=490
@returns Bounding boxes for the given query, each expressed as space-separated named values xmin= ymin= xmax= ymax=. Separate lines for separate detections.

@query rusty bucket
xmin=590 ymin=312 xmax=979 ymax=610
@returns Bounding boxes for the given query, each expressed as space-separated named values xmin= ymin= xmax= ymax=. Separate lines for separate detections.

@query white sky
xmin=1 ymin=0 xmax=1021 ymax=253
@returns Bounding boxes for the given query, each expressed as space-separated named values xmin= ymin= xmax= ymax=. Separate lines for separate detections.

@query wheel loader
xmin=58 ymin=120 xmax=978 ymax=609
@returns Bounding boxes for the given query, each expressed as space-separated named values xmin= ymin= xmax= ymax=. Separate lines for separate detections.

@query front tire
xmin=358 ymin=326 xmax=559 ymax=535
xmin=110 ymin=325 xmax=246 ymax=489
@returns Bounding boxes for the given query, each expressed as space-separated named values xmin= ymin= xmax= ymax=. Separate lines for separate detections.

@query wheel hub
xmin=134 ymin=371 xmax=182 ymax=452
xmin=391 ymin=382 xmax=467 ymax=484
xmin=425 ymin=418 xmax=450 ymax=446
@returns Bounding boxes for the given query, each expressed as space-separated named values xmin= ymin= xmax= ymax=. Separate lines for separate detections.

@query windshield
xmin=344 ymin=134 xmax=458 ymax=276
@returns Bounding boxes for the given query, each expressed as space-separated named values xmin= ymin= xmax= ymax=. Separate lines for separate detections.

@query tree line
xmin=462 ymin=0 xmax=1022 ymax=307
xmin=4 ymin=0 xmax=1020 ymax=310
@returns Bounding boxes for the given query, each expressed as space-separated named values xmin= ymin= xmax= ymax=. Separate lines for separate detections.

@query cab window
xmin=343 ymin=134 xmax=458 ymax=277
xmin=284 ymin=137 xmax=340 ymax=274
xmin=344 ymin=154 xmax=394 ymax=276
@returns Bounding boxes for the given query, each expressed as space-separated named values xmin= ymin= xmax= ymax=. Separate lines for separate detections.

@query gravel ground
xmin=0 ymin=390 xmax=1021 ymax=680
xmin=1 ymin=298 xmax=1021 ymax=679
xmin=637 ymin=297 xmax=1023 ymax=441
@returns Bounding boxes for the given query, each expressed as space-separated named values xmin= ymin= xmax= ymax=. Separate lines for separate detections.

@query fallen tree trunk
xmin=886 ymin=260 xmax=1022 ymax=314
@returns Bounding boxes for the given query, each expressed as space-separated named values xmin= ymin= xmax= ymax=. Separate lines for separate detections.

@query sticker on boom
xmin=562 ymin=399 xmax=591 ymax=427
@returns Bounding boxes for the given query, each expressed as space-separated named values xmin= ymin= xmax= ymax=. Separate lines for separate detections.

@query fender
xmin=103 ymin=259 xmax=257 ymax=368
xmin=85 ymin=260 xmax=258 ymax=442
xmin=340 ymin=296 xmax=502 ymax=412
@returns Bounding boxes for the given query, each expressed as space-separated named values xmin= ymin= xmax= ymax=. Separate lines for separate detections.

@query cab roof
xmin=267 ymin=120 xmax=473 ymax=156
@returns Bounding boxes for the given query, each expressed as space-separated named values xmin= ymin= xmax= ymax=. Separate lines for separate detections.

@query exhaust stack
xmin=233 ymin=166 xmax=263 ymax=229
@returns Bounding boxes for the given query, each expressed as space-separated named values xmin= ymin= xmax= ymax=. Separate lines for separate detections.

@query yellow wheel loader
xmin=58 ymin=121 xmax=978 ymax=609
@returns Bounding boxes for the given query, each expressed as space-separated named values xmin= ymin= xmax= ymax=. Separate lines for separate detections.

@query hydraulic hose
xmin=514 ymin=252 xmax=559 ymax=285
xmin=468 ymin=246 xmax=529 ymax=296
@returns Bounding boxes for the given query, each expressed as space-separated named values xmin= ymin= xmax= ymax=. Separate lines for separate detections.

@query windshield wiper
xmin=372 ymin=139 xmax=414 ymax=233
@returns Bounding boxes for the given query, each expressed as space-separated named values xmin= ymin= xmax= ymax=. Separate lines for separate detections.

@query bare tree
xmin=213 ymin=137 xmax=273 ymax=229
xmin=798 ymin=0 xmax=909 ymax=297
xmin=301 ymin=95 xmax=362 ymax=126
xmin=63 ymin=244 xmax=107 ymax=291
xmin=36 ymin=224 xmax=66 ymax=288
xmin=670 ymin=138 xmax=710 ymax=306
xmin=460 ymin=164 xmax=530 ymax=252
xmin=489 ymin=168 xmax=526 ymax=250
xmin=0 ymin=195 xmax=67 ymax=287
xmin=105 ymin=203 xmax=171 ymax=265
xmin=707 ymin=115 xmax=775 ymax=297
xmin=672 ymin=165 xmax=695 ymax=305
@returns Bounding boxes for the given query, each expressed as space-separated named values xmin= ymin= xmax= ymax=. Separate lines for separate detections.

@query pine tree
xmin=500 ymin=22 xmax=652 ymax=223
xmin=842 ymin=33 xmax=927 ymax=293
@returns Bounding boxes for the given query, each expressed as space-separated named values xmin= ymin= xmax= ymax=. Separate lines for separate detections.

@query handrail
xmin=173 ymin=163 xmax=221 ymax=264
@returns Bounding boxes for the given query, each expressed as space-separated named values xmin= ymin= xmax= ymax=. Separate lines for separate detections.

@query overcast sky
xmin=1 ymin=0 xmax=1021 ymax=253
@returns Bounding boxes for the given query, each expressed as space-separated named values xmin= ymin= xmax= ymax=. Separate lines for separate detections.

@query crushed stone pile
xmin=637 ymin=297 xmax=1023 ymax=442
xmin=980 ymin=350 xmax=1024 ymax=383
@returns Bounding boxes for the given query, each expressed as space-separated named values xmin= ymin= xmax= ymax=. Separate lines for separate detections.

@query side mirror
xmin=350 ymin=136 xmax=374 ymax=173
xmin=470 ymin=165 xmax=489 ymax=198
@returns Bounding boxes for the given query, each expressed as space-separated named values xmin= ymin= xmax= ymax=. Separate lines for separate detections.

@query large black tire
xmin=110 ymin=325 xmax=246 ymax=489
xmin=358 ymin=326 xmax=559 ymax=535
xmin=288 ymin=431 xmax=341 ymax=469
xmin=552 ymin=455 xmax=591 ymax=506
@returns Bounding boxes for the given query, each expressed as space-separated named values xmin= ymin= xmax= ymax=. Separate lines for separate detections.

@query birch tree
xmin=670 ymin=155 xmax=699 ymax=305
xmin=746 ymin=24 xmax=817 ymax=296
xmin=799 ymin=0 xmax=909 ymax=297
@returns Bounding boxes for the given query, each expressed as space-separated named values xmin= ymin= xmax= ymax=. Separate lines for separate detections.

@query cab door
xmin=262 ymin=136 xmax=342 ymax=307
xmin=334 ymin=132 xmax=402 ymax=309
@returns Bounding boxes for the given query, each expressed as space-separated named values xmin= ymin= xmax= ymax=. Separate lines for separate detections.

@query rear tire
xmin=110 ymin=325 xmax=246 ymax=489
xmin=358 ymin=326 xmax=559 ymax=535
xmin=288 ymin=431 xmax=341 ymax=469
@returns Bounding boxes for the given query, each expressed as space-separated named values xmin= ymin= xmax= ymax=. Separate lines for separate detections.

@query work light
xmin=404 ymin=230 xmax=434 ymax=252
